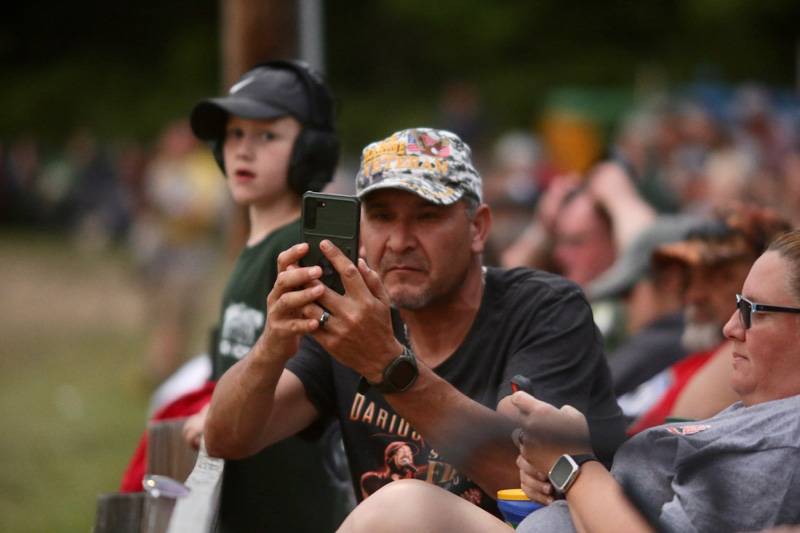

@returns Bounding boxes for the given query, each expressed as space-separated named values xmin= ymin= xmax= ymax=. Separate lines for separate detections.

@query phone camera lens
xmin=320 ymin=201 xmax=327 ymax=208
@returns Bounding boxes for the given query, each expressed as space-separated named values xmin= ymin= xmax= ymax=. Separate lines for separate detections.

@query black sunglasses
xmin=735 ymin=294 xmax=800 ymax=329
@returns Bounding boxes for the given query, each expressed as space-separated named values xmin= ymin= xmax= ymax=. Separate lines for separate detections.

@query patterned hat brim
xmin=357 ymin=176 xmax=465 ymax=206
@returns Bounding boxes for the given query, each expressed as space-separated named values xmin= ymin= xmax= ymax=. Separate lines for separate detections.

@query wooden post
xmin=146 ymin=418 xmax=199 ymax=483
xmin=93 ymin=492 xmax=145 ymax=533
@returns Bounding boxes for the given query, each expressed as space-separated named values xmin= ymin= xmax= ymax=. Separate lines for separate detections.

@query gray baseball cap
xmin=587 ymin=215 xmax=707 ymax=301
xmin=355 ymin=128 xmax=482 ymax=205
xmin=190 ymin=66 xmax=311 ymax=141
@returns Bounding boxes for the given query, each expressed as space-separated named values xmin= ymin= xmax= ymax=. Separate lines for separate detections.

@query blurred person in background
xmin=498 ymin=173 xmax=576 ymax=273
xmin=730 ymin=84 xmax=790 ymax=174
xmin=498 ymin=175 xmax=617 ymax=285
xmin=62 ymin=128 xmax=132 ymax=248
xmin=502 ymin=161 xmax=656 ymax=352
xmin=702 ymin=147 xmax=760 ymax=210
xmin=501 ymin=161 xmax=655 ymax=282
xmin=551 ymin=188 xmax=617 ymax=287
xmin=625 ymin=205 xmax=790 ymax=433
xmin=587 ymin=215 xmax=704 ymax=398
xmin=482 ymin=131 xmax=544 ymax=264
xmin=133 ymin=119 xmax=227 ymax=384
xmin=1 ymin=135 xmax=43 ymax=226
xmin=658 ymin=100 xmax=728 ymax=213
xmin=113 ymin=139 xmax=150 ymax=223
xmin=437 ymin=80 xmax=488 ymax=158
xmin=611 ymin=109 xmax=682 ymax=214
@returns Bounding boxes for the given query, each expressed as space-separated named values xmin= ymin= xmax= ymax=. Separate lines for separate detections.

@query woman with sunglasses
xmin=502 ymin=228 xmax=800 ymax=533
xmin=336 ymin=230 xmax=800 ymax=533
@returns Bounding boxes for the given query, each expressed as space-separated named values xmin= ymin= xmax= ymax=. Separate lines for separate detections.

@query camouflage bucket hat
xmin=355 ymin=128 xmax=482 ymax=205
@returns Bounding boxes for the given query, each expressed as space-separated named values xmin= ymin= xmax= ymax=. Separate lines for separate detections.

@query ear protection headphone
xmin=212 ymin=60 xmax=340 ymax=195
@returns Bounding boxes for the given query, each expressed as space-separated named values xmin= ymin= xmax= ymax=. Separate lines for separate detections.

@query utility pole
xmin=298 ymin=0 xmax=325 ymax=73
xmin=220 ymin=0 xmax=297 ymax=86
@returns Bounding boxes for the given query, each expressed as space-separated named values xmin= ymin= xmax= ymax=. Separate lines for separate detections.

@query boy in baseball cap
xmin=190 ymin=61 xmax=342 ymax=532
xmin=123 ymin=61 xmax=343 ymax=532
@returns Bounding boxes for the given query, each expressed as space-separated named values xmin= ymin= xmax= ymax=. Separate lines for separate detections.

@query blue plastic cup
xmin=497 ymin=488 xmax=543 ymax=528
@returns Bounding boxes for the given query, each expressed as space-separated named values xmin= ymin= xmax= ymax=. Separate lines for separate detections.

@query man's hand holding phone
xmin=259 ymin=243 xmax=329 ymax=363
xmin=305 ymin=239 xmax=404 ymax=383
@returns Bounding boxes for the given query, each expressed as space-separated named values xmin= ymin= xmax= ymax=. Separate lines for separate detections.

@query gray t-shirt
xmin=519 ymin=394 xmax=800 ymax=532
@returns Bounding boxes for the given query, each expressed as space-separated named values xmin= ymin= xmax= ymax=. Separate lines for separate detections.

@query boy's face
xmin=222 ymin=115 xmax=302 ymax=206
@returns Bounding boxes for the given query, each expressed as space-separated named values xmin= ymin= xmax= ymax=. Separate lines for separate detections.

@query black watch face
xmin=549 ymin=456 xmax=575 ymax=489
xmin=387 ymin=359 xmax=417 ymax=390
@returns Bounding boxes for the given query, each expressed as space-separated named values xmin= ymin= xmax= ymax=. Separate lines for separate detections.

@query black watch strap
xmin=571 ymin=453 xmax=597 ymax=466
xmin=358 ymin=345 xmax=418 ymax=394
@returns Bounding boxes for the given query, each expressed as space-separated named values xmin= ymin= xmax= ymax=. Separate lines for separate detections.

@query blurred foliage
xmin=0 ymin=1 xmax=219 ymax=143
xmin=1 ymin=0 xmax=798 ymax=149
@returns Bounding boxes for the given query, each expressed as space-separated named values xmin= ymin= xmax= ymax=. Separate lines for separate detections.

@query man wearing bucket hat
xmin=205 ymin=127 xmax=626 ymax=517
xmin=625 ymin=206 xmax=790 ymax=432
xmin=586 ymin=215 xmax=705 ymax=399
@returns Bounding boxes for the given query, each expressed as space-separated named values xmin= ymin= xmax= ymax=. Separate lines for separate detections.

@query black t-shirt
xmin=211 ymin=219 xmax=340 ymax=533
xmin=213 ymin=219 xmax=301 ymax=378
xmin=287 ymin=266 xmax=626 ymax=515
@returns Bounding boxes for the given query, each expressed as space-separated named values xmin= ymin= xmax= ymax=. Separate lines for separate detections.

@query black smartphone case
xmin=300 ymin=191 xmax=361 ymax=294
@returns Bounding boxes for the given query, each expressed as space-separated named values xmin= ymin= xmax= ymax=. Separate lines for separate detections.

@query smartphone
xmin=300 ymin=191 xmax=361 ymax=295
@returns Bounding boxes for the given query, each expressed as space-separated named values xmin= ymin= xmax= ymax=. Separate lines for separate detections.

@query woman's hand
xmin=499 ymin=391 xmax=592 ymax=502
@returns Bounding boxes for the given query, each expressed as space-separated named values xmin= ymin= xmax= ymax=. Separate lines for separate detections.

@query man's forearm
xmin=204 ymin=338 xmax=287 ymax=459
xmin=384 ymin=365 xmax=519 ymax=496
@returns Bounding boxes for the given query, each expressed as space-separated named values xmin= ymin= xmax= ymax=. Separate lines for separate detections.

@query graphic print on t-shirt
xmin=350 ymin=392 xmax=484 ymax=506
xmin=218 ymin=302 xmax=264 ymax=360
xmin=359 ymin=440 xmax=427 ymax=498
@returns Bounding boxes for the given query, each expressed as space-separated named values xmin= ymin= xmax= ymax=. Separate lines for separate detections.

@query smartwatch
xmin=358 ymin=345 xmax=418 ymax=394
xmin=547 ymin=454 xmax=597 ymax=495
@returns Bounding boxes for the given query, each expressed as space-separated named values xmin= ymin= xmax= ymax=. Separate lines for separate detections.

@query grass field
xmin=0 ymin=231 xmax=223 ymax=532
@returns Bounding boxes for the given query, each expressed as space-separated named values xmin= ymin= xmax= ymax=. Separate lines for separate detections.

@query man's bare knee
xmin=337 ymin=480 xmax=445 ymax=533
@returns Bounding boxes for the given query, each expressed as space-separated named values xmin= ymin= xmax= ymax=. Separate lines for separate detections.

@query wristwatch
xmin=358 ymin=345 xmax=418 ymax=394
xmin=547 ymin=453 xmax=597 ymax=495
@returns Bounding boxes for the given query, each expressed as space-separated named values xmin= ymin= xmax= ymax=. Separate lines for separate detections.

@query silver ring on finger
xmin=512 ymin=428 xmax=525 ymax=448
xmin=318 ymin=310 xmax=331 ymax=328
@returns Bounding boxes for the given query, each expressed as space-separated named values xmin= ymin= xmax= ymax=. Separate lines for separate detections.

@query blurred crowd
xmin=471 ymin=82 xmax=800 ymax=434
xmin=0 ymin=120 xmax=229 ymax=383
xmin=5 ymin=82 xmax=797 ymax=260
xmin=2 ymin=81 xmax=799 ymax=398
xmin=477 ymin=83 xmax=800 ymax=264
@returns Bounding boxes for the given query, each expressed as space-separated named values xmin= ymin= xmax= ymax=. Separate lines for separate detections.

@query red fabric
xmin=119 ymin=380 xmax=216 ymax=492
xmin=627 ymin=349 xmax=717 ymax=436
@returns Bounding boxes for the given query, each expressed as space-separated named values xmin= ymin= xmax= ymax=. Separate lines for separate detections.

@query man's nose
xmin=386 ymin=221 xmax=417 ymax=251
